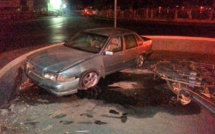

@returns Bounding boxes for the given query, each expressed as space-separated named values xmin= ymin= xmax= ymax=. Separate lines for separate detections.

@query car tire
xmin=80 ymin=71 xmax=100 ymax=89
xmin=135 ymin=54 xmax=145 ymax=68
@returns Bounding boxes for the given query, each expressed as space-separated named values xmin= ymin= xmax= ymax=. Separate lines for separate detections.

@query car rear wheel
xmin=135 ymin=54 xmax=145 ymax=68
xmin=80 ymin=71 xmax=100 ymax=89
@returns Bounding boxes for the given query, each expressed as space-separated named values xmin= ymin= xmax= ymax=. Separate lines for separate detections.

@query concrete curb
xmin=0 ymin=43 xmax=62 ymax=106
xmin=0 ymin=43 xmax=62 ymax=78
xmin=145 ymin=36 xmax=215 ymax=55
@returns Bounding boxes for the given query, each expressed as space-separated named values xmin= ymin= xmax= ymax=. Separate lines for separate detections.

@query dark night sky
xmin=81 ymin=0 xmax=93 ymax=5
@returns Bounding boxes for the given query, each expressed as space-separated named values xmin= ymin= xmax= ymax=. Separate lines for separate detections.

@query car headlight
xmin=43 ymin=72 xmax=75 ymax=82
xmin=43 ymin=72 xmax=57 ymax=81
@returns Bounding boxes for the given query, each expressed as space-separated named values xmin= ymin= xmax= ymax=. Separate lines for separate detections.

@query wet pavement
xmin=0 ymin=67 xmax=208 ymax=133
xmin=1 ymin=48 xmax=215 ymax=133
xmin=1 ymin=68 xmax=214 ymax=134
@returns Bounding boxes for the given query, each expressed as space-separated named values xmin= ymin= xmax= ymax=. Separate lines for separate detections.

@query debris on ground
xmin=109 ymin=109 xmax=120 ymax=115
xmin=94 ymin=120 xmax=108 ymax=125
xmin=151 ymin=60 xmax=215 ymax=113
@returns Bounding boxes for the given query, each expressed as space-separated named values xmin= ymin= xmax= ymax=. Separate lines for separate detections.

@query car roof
xmin=83 ymin=27 xmax=136 ymax=37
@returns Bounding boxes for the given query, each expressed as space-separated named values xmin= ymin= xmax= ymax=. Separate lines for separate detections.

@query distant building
xmin=33 ymin=0 xmax=48 ymax=13
xmin=0 ymin=0 xmax=21 ymax=11
xmin=0 ymin=0 xmax=47 ymax=12
xmin=213 ymin=0 xmax=215 ymax=8
xmin=0 ymin=0 xmax=35 ymax=11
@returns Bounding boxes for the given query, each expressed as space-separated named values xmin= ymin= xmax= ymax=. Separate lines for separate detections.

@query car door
xmin=123 ymin=34 xmax=139 ymax=67
xmin=102 ymin=36 xmax=124 ymax=75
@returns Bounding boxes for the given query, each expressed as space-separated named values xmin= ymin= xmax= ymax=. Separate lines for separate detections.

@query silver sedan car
xmin=25 ymin=28 xmax=153 ymax=96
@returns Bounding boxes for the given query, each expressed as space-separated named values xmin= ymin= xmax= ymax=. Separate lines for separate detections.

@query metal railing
xmin=96 ymin=7 xmax=215 ymax=22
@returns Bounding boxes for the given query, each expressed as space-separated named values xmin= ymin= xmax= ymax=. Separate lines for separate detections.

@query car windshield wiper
xmin=64 ymin=43 xmax=98 ymax=53
xmin=64 ymin=43 xmax=79 ymax=49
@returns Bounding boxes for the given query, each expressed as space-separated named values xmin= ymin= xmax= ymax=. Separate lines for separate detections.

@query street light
xmin=50 ymin=0 xmax=62 ymax=10
xmin=114 ymin=0 xmax=117 ymax=28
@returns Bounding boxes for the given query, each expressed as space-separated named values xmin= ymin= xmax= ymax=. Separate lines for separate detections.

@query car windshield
xmin=64 ymin=32 xmax=108 ymax=53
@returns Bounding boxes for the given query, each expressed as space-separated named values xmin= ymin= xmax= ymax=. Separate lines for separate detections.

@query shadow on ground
xmin=2 ymin=68 xmax=202 ymax=119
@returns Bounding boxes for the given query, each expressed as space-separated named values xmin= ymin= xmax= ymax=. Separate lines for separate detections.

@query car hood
xmin=28 ymin=45 xmax=96 ymax=72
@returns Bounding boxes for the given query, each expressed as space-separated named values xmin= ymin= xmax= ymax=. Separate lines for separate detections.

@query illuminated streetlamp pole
xmin=114 ymin=0 xmax=117 ymax=28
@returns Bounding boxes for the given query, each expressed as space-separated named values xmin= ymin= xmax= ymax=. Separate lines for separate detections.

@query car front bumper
xmin=26 ymin=70 xmax=80 ymax=96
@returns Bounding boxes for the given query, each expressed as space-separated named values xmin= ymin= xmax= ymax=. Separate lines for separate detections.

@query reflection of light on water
xmin=108 ymin=81 xmax=139 ymax=90
xmin=51 ymin=17 xmax=64 ymax=24
xmin=108 ymin=68 xmax=152 ymax=90
xmin=55 ymin=25 xmax=62 ymax=28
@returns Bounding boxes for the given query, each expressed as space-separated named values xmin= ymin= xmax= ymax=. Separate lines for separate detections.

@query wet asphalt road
xmin=0 ymin=13 xmax=215 ymax=53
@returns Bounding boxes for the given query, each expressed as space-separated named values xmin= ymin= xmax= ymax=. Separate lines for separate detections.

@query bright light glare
xmin=50 ymin=0 xmax=62 ymax=10
xmin=63 ymin=4 xmax=66 ymax=8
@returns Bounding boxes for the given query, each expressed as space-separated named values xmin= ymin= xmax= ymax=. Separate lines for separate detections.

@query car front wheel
xmin=135 ymin=54 xmax=145 ymax=68
xmin=80 ymin=71 xmax=100 ymax=89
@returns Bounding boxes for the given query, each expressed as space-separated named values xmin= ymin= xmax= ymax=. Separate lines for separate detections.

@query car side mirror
xmin=104 ymin=51 xmax=113 ymax=56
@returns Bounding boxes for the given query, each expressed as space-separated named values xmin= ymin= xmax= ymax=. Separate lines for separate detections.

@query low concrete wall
xmin=0 ymin=43 xmax=62 ymax=107
xmin=145 ymin=36 xmax=215 ymax=55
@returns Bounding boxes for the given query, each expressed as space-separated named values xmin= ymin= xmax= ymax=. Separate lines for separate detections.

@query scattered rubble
xmin=151 ymin=60 xmax=215 ymax=113
xmin=0 ymin=109 xmax=9 ymax=115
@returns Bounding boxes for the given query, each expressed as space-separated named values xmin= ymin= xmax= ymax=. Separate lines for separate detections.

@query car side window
xmin=124 ymin=34 xmax=137 ymax=49
xmin=106 ymin=37 xmax=122 ymax=52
